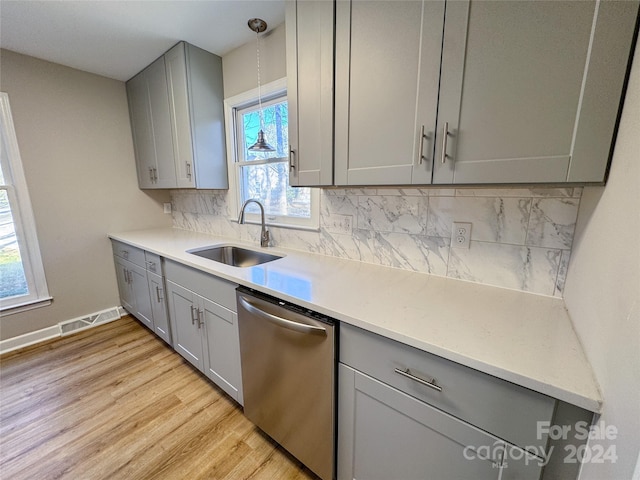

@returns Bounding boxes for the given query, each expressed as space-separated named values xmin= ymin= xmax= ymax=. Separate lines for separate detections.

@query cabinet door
xmin=126 ymin=72 xmax=155 ymax=189
xmin=286 ymin=0 xmax=334 ymax=186
xmin=434 ymin=0 xmax=638 ymax=184
xmin=169 ymin=42 xmax=228 ymax=189
xmin=165 ymin=43 xmax=196 ymax=189
xmin=201 ymin=297 xmax=243 ymax=404
xmin=166 ymin=280 xmax=204 ymax=370
xmin=113 ymin=256 xmax=134 ymax=312
xmin=128 ymin=262 xmax=153 ymax=330
xmin=127 ymin=58 xmax=177 ymax=189
xmin=145 ymin=56 xmax=178 ymax=188
xmin=338 ymin=364 xmax=506 ymax=480
xmin=147 ymin=271 xmax=171 ymax=345
xmin=334 ymin=0 xmax=444 ymax=185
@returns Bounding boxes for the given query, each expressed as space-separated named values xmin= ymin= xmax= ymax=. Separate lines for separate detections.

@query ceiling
xmin=0 ymin=0 xmax=285 ymax=82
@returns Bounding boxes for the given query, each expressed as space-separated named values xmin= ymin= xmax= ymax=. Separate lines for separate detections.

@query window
xmin=225 ymin=79 xmax=318 ymax=229
xmin=0 ymin=93 xmax=50 ymax=313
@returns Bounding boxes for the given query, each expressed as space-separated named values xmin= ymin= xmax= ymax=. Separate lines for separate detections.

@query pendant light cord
xmin=255 ymin=30 xmax=265 ymax=130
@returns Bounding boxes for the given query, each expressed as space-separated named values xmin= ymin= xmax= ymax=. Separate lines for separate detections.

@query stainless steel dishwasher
xmin=236 ymin=287 xmax=336 ymax=480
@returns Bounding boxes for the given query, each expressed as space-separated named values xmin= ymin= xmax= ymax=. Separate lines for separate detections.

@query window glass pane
xmin=240 ymin=162 xmax=311 ymax=219
xmin=0 ymin=189 xmax=28 ymax=299
xmin=241 ymin=100 xmax=289 ymax=162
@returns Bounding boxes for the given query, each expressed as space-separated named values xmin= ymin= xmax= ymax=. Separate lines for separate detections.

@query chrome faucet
xmin=238 ymin=199 xmax=270 ymax=247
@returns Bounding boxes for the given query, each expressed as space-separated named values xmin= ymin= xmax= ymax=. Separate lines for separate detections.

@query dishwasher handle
xmin=238 ymin=295 xmax=327 ymax=336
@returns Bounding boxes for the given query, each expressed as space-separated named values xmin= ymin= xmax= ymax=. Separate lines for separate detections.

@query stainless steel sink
xmin=187 ymin=245 xmax=283 ymax=267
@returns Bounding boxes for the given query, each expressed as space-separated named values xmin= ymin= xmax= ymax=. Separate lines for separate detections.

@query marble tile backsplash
xmin=171 ymin=187 xmax=582 ymax=297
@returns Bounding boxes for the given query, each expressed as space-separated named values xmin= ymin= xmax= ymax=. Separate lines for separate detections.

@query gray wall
xmin=222 ymin=22 xmax=286 ymax=98
xmin=0 ymin=49 xmax=171 ymax=340
xmin=564 ymin=47 xmax=640 ymax=480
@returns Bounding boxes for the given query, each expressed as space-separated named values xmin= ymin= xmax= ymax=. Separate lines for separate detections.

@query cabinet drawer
xmin=340 ymin=324 xmax=555 ymax=452
xmin=164 ymin=259 xmax=237 ymax=312
xmin=144 ymin=251 xmax=162 ymax=274
xmin=111 ymin=240 xmax=146 ymax=268
xmin=338 ymin=364 xmax=543 ymax=480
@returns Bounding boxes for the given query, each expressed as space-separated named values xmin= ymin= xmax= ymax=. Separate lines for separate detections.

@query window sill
xmin=230 ymin=217 xmax=320 ymax=233
xmin=1 ymin=297 xmax=53 ymax=316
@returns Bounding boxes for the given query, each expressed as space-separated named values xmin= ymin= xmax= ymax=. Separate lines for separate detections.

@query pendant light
xmin=247 ymin=18 xmax=275 ymax=152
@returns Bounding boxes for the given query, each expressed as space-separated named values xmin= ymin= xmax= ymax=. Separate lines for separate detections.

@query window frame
xmin=0 ymin=92 xmax=51 ymax=314
xmin=224 ymin=78 xmax=319 ymax=230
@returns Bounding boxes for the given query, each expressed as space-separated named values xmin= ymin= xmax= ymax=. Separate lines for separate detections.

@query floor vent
xmin=59 ymin=307 xmax=122 ymax=336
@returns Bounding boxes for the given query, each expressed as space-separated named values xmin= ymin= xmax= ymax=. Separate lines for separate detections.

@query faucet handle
xmin=261 ymin=229 xmax=270 ymax=248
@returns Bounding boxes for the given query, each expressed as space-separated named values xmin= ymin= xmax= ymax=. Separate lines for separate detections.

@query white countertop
xmin=109 ymin=227 xmax=602 ymax=413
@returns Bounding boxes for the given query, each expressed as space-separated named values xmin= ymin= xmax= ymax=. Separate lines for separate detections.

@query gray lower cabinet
xmin=338 ymin=324 xmax=557 ymax=480
xmin=165 ymin=280 xmax=206 ymax=370
xmin=112 ymin=241 xmax=172 ymax=345
xmin=113 ymin=255 xmax=135 ymax=313
xmin=113 ymin=255 xmax=154 ymax=330
xmin=339 ymin=364 xmax=503 ymax=480
xmin=147 ymin=270 xmax=171 ymax=345
xmin=165 ymin=260 xmax=243 ymax=404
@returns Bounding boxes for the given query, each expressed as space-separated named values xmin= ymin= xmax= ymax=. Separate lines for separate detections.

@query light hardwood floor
xmin=0 ymin=316 xmax=319 ymax=480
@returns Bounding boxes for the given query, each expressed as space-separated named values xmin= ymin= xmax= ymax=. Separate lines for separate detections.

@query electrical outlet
xmin=324 ymin=214 xmax=353 ymax=235
xmin=163 ymin=203 xmax=172 ymax=214
xmin=451 ymin=222 xmax=471 ymax=249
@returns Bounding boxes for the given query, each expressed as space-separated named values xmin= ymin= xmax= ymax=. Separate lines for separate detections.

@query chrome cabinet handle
xmin=153 ymin=168 xmax=158 ymax=182
xmin=122 ymin=250 xmax=129 ymax=259
xmin=418 ymin=125 xmax=426 ymax=165
xmin=155 ymin=286 xmax=163 ymax=303
xmin=198 ymin=309 xmax=204 ymax=328
xmin=146 ymin=261 xmax=156 ymax=272
xmin=186 ymin=162 xmax=191 ymax=179
xmin=289 ymin=145 xmax=296 ymax=172
xmin=149 ymin=167 xmax=154 ymax=182
xmin=124 ymin=269 xmax=129 ymax=284
xmin=238 ymin=295 xmax=326 ymax=336
xmin=394 ymin=368 xmax=443 ymax=392
xmin=441 ymin=121 xmax=449 ymax=164
xmin=190 ymin=305 xmax=198 ymax=325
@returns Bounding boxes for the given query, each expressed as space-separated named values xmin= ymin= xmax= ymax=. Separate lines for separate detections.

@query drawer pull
xmin=394 ymin=368 xmax=442 ymax=392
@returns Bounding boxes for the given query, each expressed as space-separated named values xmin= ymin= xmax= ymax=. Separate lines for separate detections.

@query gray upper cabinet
xmin=126 ymin=41 xmax=228 ymax=190
xmin=286 ymin=0 xmax=335 ymax=186
xmin=433 ymin=0 xmax=638 ymax=184
xmin=127 ymin=56 xmax=176 ymax=188
xmin=334 ymin=0 xmax=444 ymax=186
xmin=310 ymin=0 xmax=638 ymax=187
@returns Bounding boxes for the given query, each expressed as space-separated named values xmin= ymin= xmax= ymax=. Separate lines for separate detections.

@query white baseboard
xmin=0 ymin=325 xmax=60 ymax=355
xmin=0 ymin=305 xmax=123 ymax=355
